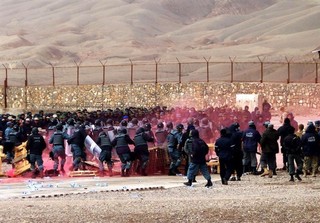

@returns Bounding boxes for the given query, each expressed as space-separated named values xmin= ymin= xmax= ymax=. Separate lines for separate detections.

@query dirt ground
xmin=0 ymin=170 xmax=320 ymax=223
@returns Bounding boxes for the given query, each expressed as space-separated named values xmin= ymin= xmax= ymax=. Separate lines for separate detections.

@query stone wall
xmin=1 ymin=82 xmax=319 ymax=113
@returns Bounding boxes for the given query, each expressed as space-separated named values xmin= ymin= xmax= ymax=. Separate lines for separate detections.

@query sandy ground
xmin=0 ymin=170 xmax=320 ymax=223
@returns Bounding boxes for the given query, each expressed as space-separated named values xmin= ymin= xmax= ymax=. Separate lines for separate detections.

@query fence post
xmin=2 ymin=64 xmax=8 ymax=109
xmin=129 ymin=59 xmax=133 ymax=85
xmin=22 ymin=63 xmax=29 ymax=87
xmin=22 ymin=63 xmax=29 ymax=110
xmin=285 ymin=57 xmax=293 ymax=84
xmin=313 ymin=59 xmax=318 ymax=83
xmin=44 ymin=62 xmax=55 ymax=86
xmin=99 ymin=60 xmax=107 ymax=85
xmin=257 ymin=56 xmax=265 ymax=83
xmin=229 ymin=57 xmax=236 ymax=83
xmin=73 ymin=60 xmax=82 ymax=86
xmin=176 ymin=58 xmax=181 ymax=83
xmin=154 ymin=58 xmax=161 ymax=84
xmin=317 ymin=62 xmax=319 ymax=84
xmin=204 ymin=57 xmax=211 ymax=82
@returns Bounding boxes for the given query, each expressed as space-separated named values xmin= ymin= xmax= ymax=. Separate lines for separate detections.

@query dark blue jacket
xmin=301 ymin=125 xmax=320 ymax=156
xmin=278 ymin=123 xmax=295 ymax=147
xmin=215 ymin=136 xmax=234 ymax=160
xmin=242 ymin=127 xmax=261 ymax=153
xmin=189 ymin=130 xmax=209 ymax=164
xmin=229 ymin=124 xmax=243 ymax=155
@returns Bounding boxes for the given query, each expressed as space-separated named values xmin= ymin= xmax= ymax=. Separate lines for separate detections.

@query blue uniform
xmin=49 ymin=130 xmax=70 ymax=173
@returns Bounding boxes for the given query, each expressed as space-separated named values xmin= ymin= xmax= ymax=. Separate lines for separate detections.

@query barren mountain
xmin=0 ymin=0 xmax=319 ymax=67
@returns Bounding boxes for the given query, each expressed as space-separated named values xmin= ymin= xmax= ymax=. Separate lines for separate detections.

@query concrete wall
xmin=1 ymin=82 xmax=318 ymax=113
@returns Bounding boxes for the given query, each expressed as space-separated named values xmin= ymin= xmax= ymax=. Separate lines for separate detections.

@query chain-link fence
xmin=1 ymin=59 xmax=319 ymax=86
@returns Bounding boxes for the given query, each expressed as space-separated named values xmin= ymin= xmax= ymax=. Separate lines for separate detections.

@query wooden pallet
xmin=69 ymin=170 xmax=97 ymax=177
xmin=14 ymin=162 xmax=31 ymax=176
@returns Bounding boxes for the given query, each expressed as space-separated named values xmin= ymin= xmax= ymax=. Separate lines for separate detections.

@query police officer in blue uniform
xmin=26 ymin=127 xmax=47 ymax=178
xmin=111 ymin=128 xmax=135 ymax=177
xmin=49 ymin=124 xmax=70 ymax=175
xmin=167 ymin=124 xmax=184 ymax=176
xmin=96 ymin=131 xmax=113 ymax=176
xmin=68 ymin=123 xmax=87 ymax=171
xmin=133 ymin=127 xmax=154 ymax=176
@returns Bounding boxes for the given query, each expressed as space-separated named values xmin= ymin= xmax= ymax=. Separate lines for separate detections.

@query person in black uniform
xmin=228 ymin=122 xmax=243 ymax=181
xmin=183 ymin=129 xmax=213 ymax=188
xmin=96 ymin=131 xmax=113 ymax=176
xmin=215 ymin=128 xmax=235 ymax=185
xmin=49 ymin=124 xmax=70 ymax=175
xmin=6 ymin=124 xmax=23 ymax=164
xmin=68 ymin=123 xmax=87 ymax=171
xmin=111 ymin=128 xmax=135 ymax=177
xmin=133 ymin=127 xmax=154 ymax=176
xmin=26 ymin=127 xmax=47 ymax=178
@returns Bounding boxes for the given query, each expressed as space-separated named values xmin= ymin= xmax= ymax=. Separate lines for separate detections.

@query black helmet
xmin=120 ymin=120 xmax=128 ymax=127
xmin=56 ymin=124 xmax=63 ymax=131
xmin=13 ymin=125 xmax=19 ymax=131
xmin=157 ymin=122 xmax=164 ymax=129
xmin=94 ymin=119 xmax=101 ymax=126
xmin=176 ymin=123 xmax=184 ymax=130
xmin=32 ymin=127 xmax=39 ymax=134
xmin=67 ymin=118 xmax=75 ymax=125
xmin=118 ymin=128 xmax=127 ymax=134
xmin=144 ymin=123 xmax=152 ymax=131
xmin=136 ymin=127 xmax=145 ymax=134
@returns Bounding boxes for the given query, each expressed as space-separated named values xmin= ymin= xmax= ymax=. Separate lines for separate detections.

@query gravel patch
xmin=0 ymin=171 xmax=320 ymax=222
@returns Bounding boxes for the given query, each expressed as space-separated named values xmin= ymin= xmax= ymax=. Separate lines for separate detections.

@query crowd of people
xmin=0 ymin=100 xmax=318 ymax=187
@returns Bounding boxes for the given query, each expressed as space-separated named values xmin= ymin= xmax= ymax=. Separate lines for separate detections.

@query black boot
xmin=192 ymin=176 xmax=197 ymax=183
xmin=273 ymin=169 xmax=277 ymax=175
xmin=184 ymin=179 xmax=192 ymax=186
xmin=295 ymin=173 xmax=302 ymax=181
xmin=168 ymin=168 xmax=176 ymax=176
xmin=243 ymin=165 xmax=248 ymax=174
xmin=205 ymin=180 xmax=213 ymax=188
xmin=252 ymin=167 xmax=258 ymax=175
xmin=125 ymin=169 xmax=130 ymax=177
xmin=289 ymin=174 xmax=294 ymax=182
xmin=121 ymin=169 xmax=125 ymax=177
xmin=222 ymin=178 xmax=228 ymax=185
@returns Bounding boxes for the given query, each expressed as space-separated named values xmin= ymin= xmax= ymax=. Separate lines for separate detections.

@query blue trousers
xmin=29 ymin=154 xmax=44 ymax=171
xmin=168 ymin=149 xmax=181 ymax=170
xmin=187 ymin=163 xmax=211 ymax=181
xmin=53 ymin=146 xmax=66 ymax=171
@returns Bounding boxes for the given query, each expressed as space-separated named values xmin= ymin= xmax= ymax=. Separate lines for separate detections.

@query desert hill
xmin=0 ymin=0 xmax=319 ymax=67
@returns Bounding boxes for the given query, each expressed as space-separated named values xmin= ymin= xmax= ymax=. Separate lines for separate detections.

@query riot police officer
xmin=26 ymin=127 xmax=47 ymax=178
xmin=167 ymin=123 xmax=184 ymax=175
xmin=111 ymin=128 xmax=135 ymax=177
xmin=68 ymin=123 xmax=87 ymax=171
xmin=96 ymin=131 xmax=113 ymax=176
xmin=6 ymin=124 xmax=23 ymax=164
xmin=133 ymin=127 xmax=154 ymax=176
xmin=49 ymin=124 xmax=70 ymax=175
